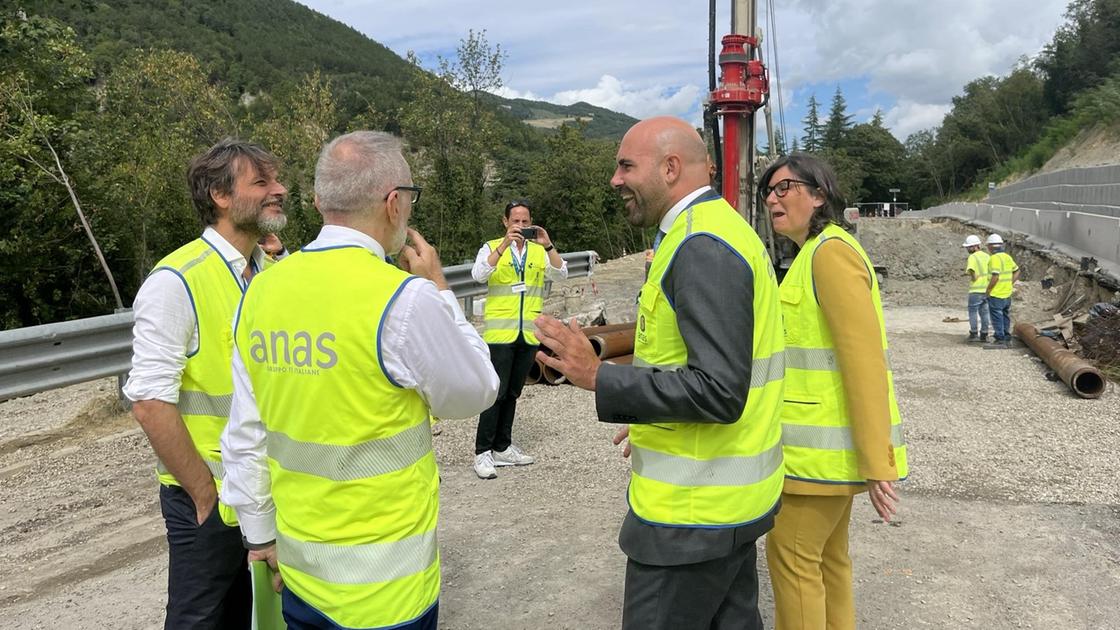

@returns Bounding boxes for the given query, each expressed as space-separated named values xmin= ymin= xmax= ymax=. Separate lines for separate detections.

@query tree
xmin=252 ymin=69 xmax=339 ymax=248
xmin=525 ymin=123 xmax=640 ymax=259
xmin=399 ymin=31 xmax=505 ymax=263
xmin=0 ymin=11 xmax=118 ymax=326
xmin=80 ymin=49 xmax=236 ymax=287
xmin=845 ymin=115 xmax=906 ymax=202
xmin=823 ymin=86 xmax=854 ymax=151
xmin=800 ymin=95 xmax=823 ymax=153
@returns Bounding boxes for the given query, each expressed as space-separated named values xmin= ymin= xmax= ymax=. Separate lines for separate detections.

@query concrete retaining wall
xmin=918 ymin=202 xmax=1120 ymax=279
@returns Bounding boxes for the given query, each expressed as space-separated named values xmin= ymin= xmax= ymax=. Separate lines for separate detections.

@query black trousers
xmin=622 ymin=539 xmax=763 ymax=630
xmin=160 ymin=484 xmax=252 ymax=630
xmin=475 ymin=337 xmax=538 ymax=454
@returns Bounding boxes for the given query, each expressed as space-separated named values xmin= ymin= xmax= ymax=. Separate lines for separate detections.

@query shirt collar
xmin=305 ymin=225 xmax=388 ymax=260
xmin=202 ymin=226 xmax=267 ymax=271
xmin=658 ymin=186 xmax=712 ymax=235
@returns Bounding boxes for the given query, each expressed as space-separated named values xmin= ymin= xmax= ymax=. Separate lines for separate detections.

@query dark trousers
xmin=475 ymin=337 xmax=538 ymax=454
xmin=622 ymin=540 xmax=763 ymax=630
xmin=160 ymin=484 xmax=251 ymax=630
xmin=282 ymin=589 xmax=438 ymax=630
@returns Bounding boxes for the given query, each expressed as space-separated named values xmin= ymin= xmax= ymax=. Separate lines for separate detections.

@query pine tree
xmin=823 ymin=86 xmax=854 ymax=150
xmin=801 ymin=95 xmax=823 ymax=152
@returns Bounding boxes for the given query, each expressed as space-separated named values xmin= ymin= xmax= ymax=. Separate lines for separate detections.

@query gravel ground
xmin=1 ymin=219 xmax=1118 ymax=629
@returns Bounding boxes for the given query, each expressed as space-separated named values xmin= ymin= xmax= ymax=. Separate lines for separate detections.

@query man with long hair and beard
xmin=125 ymin=138 xmax=288 ymax=628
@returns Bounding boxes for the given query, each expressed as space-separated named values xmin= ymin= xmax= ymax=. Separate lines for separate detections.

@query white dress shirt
xmin=658 ymin=186 xmax=713 ymax=237
xmin=471 ymin=239 xmax=569 ymax=284
xmin=123 ymin=227 xmax=268 ymax=403
xmin=221 ymin=225 xmax=499 ymax=543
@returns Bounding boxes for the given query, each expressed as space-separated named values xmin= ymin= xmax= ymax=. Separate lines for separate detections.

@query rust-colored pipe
xmin=581 ymin=322 xmax=636 ymax=337
xmin=525 ymin=361 xmax=542 ymax=385
xmin=588 ymin=329 xmax=636 ymax=359
xmin=1013 ymin=323 xmax=1106 ymax=399
xmin=540 ymin=362 xmax=567 ymax=386
xmin=605 ymin=354 xmax=633 ymax=366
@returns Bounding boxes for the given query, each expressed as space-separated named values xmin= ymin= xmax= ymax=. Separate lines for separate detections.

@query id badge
xmin=511 ymin=282 xmax=527 ymax=294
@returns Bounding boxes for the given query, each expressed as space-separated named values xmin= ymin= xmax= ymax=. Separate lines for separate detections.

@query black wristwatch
xmin=544 ymin=244 xmax=555 ymax=252
xmin=243 ymin=536 xmax=276 ymax=550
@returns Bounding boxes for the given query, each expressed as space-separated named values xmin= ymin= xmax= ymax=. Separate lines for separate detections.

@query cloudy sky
xmin=300 ymin=0 xmax=1071 ymax=142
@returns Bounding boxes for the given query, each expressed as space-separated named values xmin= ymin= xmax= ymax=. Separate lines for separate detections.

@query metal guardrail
xmin=0 ymin=250 xmax=598 ymax=402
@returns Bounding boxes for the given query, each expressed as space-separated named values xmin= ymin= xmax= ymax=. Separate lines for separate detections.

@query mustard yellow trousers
xmin=766 ymin=493 xmax=856 ymax=630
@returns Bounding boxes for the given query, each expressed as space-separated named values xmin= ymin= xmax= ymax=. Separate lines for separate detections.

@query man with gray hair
xmin=125 ymin=137 xmax=288 ymax=628
xmin=220 ymin=130 xmax=498 ymax=629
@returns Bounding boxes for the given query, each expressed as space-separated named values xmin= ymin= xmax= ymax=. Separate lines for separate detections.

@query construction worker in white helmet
xmin=962 ymin=235 xmax=991 ymax=342
xmin=984 ymin=233 xmax=1020 ymax=347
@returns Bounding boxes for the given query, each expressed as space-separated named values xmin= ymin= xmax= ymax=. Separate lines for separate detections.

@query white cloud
xmin=551 ymin=76 xmax=702 ymax=120
xmin=883 ymin=101 xmax=952 ymax=140
xmin=300 ymin=0 xmax=1071 ymax=137
xmin=490 ymin=85 xmax=540 ymax=101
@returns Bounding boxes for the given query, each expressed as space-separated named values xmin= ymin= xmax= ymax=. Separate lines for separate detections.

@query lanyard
xmin=509 ymin=243 xmax=527 ymax=279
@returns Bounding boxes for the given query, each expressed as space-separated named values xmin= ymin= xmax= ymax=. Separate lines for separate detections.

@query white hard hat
xmin=962 ymin=235 xmax=982 ymax=247
xmin=986 ymin=233 xmax=1004 ymax=245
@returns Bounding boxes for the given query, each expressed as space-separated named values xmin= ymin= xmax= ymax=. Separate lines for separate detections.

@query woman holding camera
xmin=759 ymin=154 xmax=908 ymax=630
xmin=470 ymin=200 xmax=567 ymax=479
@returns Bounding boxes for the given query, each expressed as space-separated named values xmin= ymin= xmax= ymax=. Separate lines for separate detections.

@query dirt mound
xmin=1079 ymin=310 xmax=1120 ymax=380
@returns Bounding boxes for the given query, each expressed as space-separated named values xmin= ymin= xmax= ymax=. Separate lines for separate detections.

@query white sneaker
xmin=474 ymin=451 xmax=497 ymax=479
xmin=492 ymin=444 xmax=535 ymax=467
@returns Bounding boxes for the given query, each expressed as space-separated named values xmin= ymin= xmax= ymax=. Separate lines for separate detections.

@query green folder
xmin=251 ymin=560 xmax=287 ymax=629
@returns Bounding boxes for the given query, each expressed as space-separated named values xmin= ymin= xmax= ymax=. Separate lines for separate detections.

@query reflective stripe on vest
xmin=487 ymin=284 xmax=545 ymax=299
xmin=236 ymin=246 xmax=439 ymax=629
xmin=632 ymin=352 xmax=785 ymax=389
xmin=628 ymin=191 xmax=785 ymax=527
xmin=782 ymin=423 xmax=905 ymax=451
xmin=483 ymin=238 xmax=547 ymax=344
xmin=779 ymin=224 xmax=908 ymax=484
xmin=266 ymin=420 xmax=432 ymax=482
xmin=176 ymin=390 xmax=232 ymax=417
xmin=631 ymin=443 xmax=783 ymax=487
xmin=277 ymin=529 xmax=438 ymax=585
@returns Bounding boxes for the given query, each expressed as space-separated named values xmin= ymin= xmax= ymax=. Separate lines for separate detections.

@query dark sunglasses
xmin=386 ymin=185 xmax=422 ymax=204
xmin=504 ymin=199 xmax=532 ymax=213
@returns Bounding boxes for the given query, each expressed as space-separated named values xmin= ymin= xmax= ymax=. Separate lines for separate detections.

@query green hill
xmin=21 ymin=0 xmax=634 ymax=140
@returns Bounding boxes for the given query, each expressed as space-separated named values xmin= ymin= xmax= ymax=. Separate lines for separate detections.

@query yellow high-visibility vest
xmin=989 ymin=251 xmax=1019 ymax=299
xmin=967 ymin=250 xmax=990 ymax=293
xmin=483 ymin=238 xmax=546 ymax=344
xmin=779 ymin=223 xmax=908 ymax=484
xmin=150 ymin=236 xmax=272 ymax=526
xmin=629 ymin=191 xmax=785 ymax=527
xmin=236 ymin=246 xmax=439 ymax=629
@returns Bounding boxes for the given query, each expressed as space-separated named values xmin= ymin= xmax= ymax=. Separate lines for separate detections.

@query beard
xmin=229 ymin=195 xmax=287 ymax=234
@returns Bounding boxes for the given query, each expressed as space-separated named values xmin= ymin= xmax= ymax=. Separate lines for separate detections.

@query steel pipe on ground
xmin=604 ymin=354 xmax=633 ymax=366
xmin=540 ymin=362 xmax=567 ymax=385
xmin=588 ymin=329 xmax=636 ymax=360
xmin=1013 ymin=323 xmax=1106 ymax=399
xmin=580 ymin=322 xmax=636 ymax=337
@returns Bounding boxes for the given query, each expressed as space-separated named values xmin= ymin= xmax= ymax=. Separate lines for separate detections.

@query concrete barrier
xmin=920 ymin=201 xmax=1120 ymax=279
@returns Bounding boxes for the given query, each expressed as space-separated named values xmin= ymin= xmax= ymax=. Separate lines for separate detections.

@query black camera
xmin=520 ymin=227 xmax=538 ymax=240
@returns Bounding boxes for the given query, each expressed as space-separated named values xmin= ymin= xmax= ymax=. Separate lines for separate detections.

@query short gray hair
xmin=314 ymin=131 xmax=409 ymax=215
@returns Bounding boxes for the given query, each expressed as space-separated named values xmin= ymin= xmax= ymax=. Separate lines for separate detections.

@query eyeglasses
xmin=761 ymin=178 xmax=814 ymax=199
xmin=504 ymin=199 xmax=531 ymax=213
xmin=386 ymin=185 xmax=422 ymax=205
